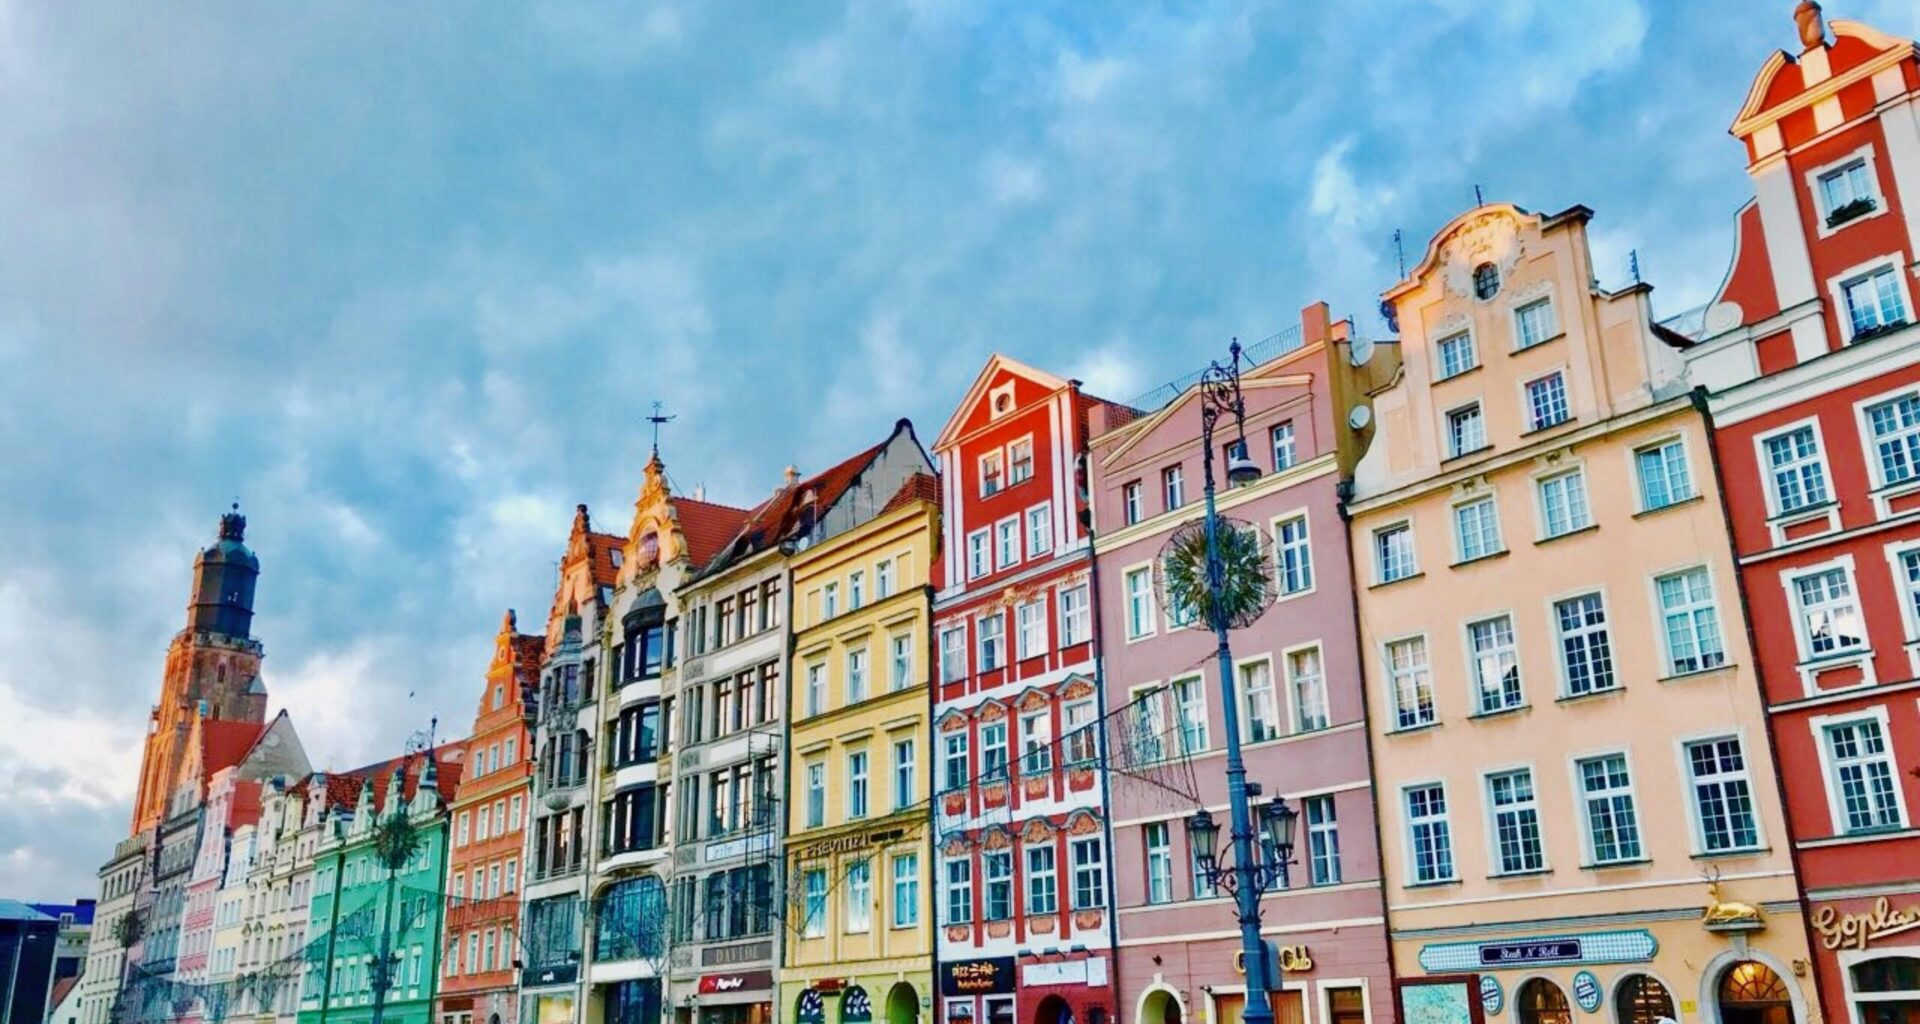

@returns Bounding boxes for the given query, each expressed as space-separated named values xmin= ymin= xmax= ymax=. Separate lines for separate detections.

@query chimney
xmin=784 ymin=466 xmax=800 ymax=488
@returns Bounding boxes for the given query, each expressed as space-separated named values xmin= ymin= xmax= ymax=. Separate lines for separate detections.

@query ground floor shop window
xmin=1615 ymin=974 xmax=1675 ymax=1024
xmin=1852 ymin=955 xmax=1920 ymax=1024
xmin=698 ymin=1005 xmax=767 ymax=1024
xmin=984 ymin=996 xmax=1014 ymax=1024
xmin=1213 ymin=991 xmax=1305 ymax=1024
xmin=1517 ymin=978 xmax=1572 ymax=1024
xmin=1717 ymin=961 xmax=1793 ymax=1024
xmin=1325 ymin=986 xmax=1364 ymax=1024
xmin=604 ymin=981 xmax=660 ymax=1024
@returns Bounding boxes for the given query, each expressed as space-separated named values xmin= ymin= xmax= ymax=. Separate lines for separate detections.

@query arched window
xmin=1517 ymin=978 xmax=1572 ymax=1024
xmin=1473 ymin=262 xmax=1501 ymax=300
xmin=1615 ymin=975 xmax=1675 ymax=1024
xmin=1717 ymin=961 xmax=1794 ymax=1024
xmin=592 ymin=876 xmax=665 ymax=961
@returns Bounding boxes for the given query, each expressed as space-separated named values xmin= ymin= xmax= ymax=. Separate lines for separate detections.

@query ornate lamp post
xmin=1182 ymin=340 xmax=1294 ymax=1024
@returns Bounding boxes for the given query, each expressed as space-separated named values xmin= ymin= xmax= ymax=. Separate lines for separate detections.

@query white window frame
xmin=1143 ymin=820 xmax=1174 ymax=905
xmin=1436 ymin=330 xmax=1478 ymax=380
xmin=1123 ymin=563 xmax=1158 ymax=641
xmin=1883 ymin=539 xmax=1920 ymax=645
xmin=1535 ymin=466 xmax=1593 ymax=539
xmin=1631 ymin=435 xmax=1695 ymax=512
xmin=846 ymin=645 xmax=869 ymax=704
xmin=1753 ymin=415 xmax=1836 ymax=520
xmin=1483 ymin=764 xmax=1547 ymax=876
xmin=1651 ymin=565 xmax=1728 ymax=677
xmin=1809 ymin=706 xmax=1911 ymax=835
xmin=1123 ymin=481 xmax=1143 ymax=525
xmin=1804 ymin=144 xmax=1887 ymax=238
xmin=1238 ymin=654 xmax=1281 ymax=744
xmin=1373 ymin=520 xmax=1417 ymax=584
xmin=1826 ymin=253 xmax=1914 ymax=342
xmin=1402 ymin=780 xmax=1457 ymax=886
xmin=844 ymin=857 xmax=872 ymax=933
xmin=1025 ymin=843 xmax=1058 ymax=916
xmin=979 ymin=449 xmax=1005 ymax=497
xmin=1271 ymin=420 xmax=1298 ymax=471
xmin=1852 ymin=384 xmax=1920 ymax=495
xmin=966 ymin=528 xmax=991 ymax=580
xmin=1171 ymin=673 xmax=1209 ymax=753
xmin=1016 ymin=598 xmax=1047 ymax=660
xmin=1163 ymin=464 xmax=1185 ymax=511
xmin=1383 ymin=633 xmax=1436 ymax=731
xmin=1058 ymin=583 xmax=1091 ymax=647
xmin=1444 ymin=402 xmax=1486 ymax=459
xmin=1026 ymin=502 xmax=1053 ymax=558
xmin=1676 ymin=731 xmax=1767 ymax=856
xmin=1272 ymin=510 xmax=1316 ymax=598
xmin=892 ymin=737 xmax=916 ymax=811
xmin=1007 ymin=434 xmax=1035 ymax=485
xmin=1284 ymin=641 xmax=1329 ymax=734
xmin=891 ymin=853 xmax=920 ymax=928
xmin=1569 ymin=748 xmax=1644 ymax=867
xmin=890 ymin=631 xmax=912 ymax=691
xmin=939 ymin=625 xmax=968 ymax=683
xmin=1464 ymin=612 xmax=1523 ymax=715
xmin=1780 ymin=554 xmax=1870 ymax=669
xmin=1551 ymin=588 xmax=1617 ymax=697
xmin=1452 ymin=494 xmax=1503 ymax=562
xmin=1522 ymin=368 xmax=1571 ymax=431
xmin=976 ymin=611 xmax=1006 ymax=672
xmin=875 ymin=558 xmax=895 ymax=599
xmin=847 ymin=748 xmax=870 ymax=819
xmin=994 ymin=515 xmax=1021 ymax=570
xmin=1513 ymin=296 xmax=1559 ymax=350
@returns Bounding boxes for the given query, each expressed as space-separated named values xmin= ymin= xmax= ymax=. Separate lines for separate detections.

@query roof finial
xmin=218 ymin=502 xmax=247 ymax=542
xmin=646 ymin=401 xmax=676 ymax=459
xmin=1795 ymin=1 xmax=1826 ymax=50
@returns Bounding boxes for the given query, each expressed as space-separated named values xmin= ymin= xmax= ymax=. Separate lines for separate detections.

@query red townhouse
xmin=931 ymin=357 xmax=1119 ymax=1024
xmin=1681 ymin=8 xmax=1920 ymax=1024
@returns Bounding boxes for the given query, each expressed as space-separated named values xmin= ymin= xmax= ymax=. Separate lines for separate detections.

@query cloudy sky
xmin=3 ymin=0 xmax=1917 ymax=900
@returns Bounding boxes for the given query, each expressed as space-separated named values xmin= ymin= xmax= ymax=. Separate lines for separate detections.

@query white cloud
xmin=982 ymin=153 xmax=1045 ymax=206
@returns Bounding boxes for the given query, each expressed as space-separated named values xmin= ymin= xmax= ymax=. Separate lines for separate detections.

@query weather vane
xmin=646 ymin=401 xmax=676 ymax=457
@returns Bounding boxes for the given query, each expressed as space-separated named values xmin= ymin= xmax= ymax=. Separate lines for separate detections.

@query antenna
xmin=1629 ymin=249 xmax=1642 ymax=285
xmin=645 ymin=401 xmax=676 ymax=457
xmin=1392 ymin=229 xmax=1406 ymax=278
xmin=1474 ymin=184 xmax=1485 ymax=206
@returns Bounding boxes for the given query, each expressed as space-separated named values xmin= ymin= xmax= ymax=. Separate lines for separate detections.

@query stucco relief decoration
xmin=978 ymin=701 xmax=1007 ymax=723
xmin=1023 ymin=774 xmax=1050 ymax=800
xmin=1030 ymin=914 xmax=1057 ymax=935
xmin=1506 ymin=277 xmax=1553 ymax=307
xmin=939 ymin=710 xmax=971 ymax=734
xmin=1440 ymin=211 xmax=1525 ymax=300
xmin=1065 ymin=809 xmax=1102 ymax=836
xmin=942 ymin=833 xmax=971 ymax=857
xmin=1061 ymin=677 xmax=1095 ymax=701
xmin=1431 ymin=312 xmax=1473 ymax=341
xmin=982 ymin=826 xmax=1012 ymax=850
xmin=1017 ymin=688 xmax=1051 ymax=713
xmin=1021 ymin=816 xmax=1055 ymax=844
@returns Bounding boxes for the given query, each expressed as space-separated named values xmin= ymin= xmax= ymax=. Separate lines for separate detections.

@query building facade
xmin=176 ymin=764 xmax=265 ymax=1024
xmin=77 ymin=834 xmax=147 ymax=1024
xmin=931 ymin=360 xmax=1116 ymax=1024
xmin=1348 ymin=202 xmax=1814 ymax=1024
xmin=440 ymin=613 xmax=544 ymax=1024
xmin=1087 ymin=305 xmax=1393 ymax=1024
xmin=1683 ymin=10 xmax=1920 ymax=1024
xmin=778 ymin=441 xmax=940 ymax=1024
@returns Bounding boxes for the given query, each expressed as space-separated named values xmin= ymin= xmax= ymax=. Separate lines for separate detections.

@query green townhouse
xmin=299 ymin=747 xmax=465 ymax=1024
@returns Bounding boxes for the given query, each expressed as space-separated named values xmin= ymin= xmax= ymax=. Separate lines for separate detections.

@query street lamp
xmin=1186 ymin=795 xmax=1298 ymax=894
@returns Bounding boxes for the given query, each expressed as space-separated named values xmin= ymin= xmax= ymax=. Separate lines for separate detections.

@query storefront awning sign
xmin=941 ymin=958 xmax=1016 ymax=996
xmin=1418 ymin=930 xmax=1657 ymax=972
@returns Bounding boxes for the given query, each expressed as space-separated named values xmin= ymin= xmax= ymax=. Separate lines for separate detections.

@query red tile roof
xmin=675 ymin=498 xmax=752 ymax=568
xmin=880 ymin=471 xmax=941 ymax=517
xmin=326 ymin=742 xmax=467 ymax=814
xmin=586 ymin=532 xmax=624 ymax=587
xmin=703 ymin=438 xmax=891 ymax=575
xmin=199 ymin=720 xmax=269 ymax=785
xmin=229 ymin=779 xmax=264 ymax=828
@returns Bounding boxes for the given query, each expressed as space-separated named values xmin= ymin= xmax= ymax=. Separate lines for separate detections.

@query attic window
xmin=989 ymin=382 xmax=1016 ymax=419
xmin=1473 ymin=263 xmax=1501 ymax=301
xmin=610 ymin=549 xmax=624 ymax=568
xmin=995 ymin=394 xmax=1012 ymax=413
xmin=639 ymin=532 xmax=659 ymax=563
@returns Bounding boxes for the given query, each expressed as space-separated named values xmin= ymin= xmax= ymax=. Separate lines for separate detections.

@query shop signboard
xmin=940 ymin=958 xmax=1016 ymax=997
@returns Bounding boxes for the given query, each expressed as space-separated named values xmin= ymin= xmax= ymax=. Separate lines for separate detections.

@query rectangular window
xmin=1387 ymin=636 xmax=1435 ymax=729
xmin=1009 ymin=438 xmax=1034 ymax=484
xmin=1437 ymin=331 xmax=1477 ymax=379
xmin=944 ymin=858 xmax=972 ymax=925
xmin=1026 ymin=504 xmax=1052 ymax=557
xmin=1820 ymin=159 xmax=1875 ymax=219
xmin=847 ymin=749 xmax=869 ymax=819
xmin=978 ymin=614 xmax=1005 ymax=671
xmin=845 ymin=859 xmax=872 ymax=933
xmin=1288 ymin=647 xmax=1329 ymax=732
xmin=1468 ymin=615 xmax=1522 ymax=714
xmin=875 ymin=559 xmax=894 ymax=599
xmin=1842 ymin=265 xmax=1908 ymax=339
xmin=1064 ymin=699 xmax=1098 ymax=765
xmin=805 ymin=761 xmax=825 ymax=828
xmin=1271 ymin=421 xmax=1297 ymax=471
xmin=939 ymin=733 xmax=970 ymax=796
xmin=940 ymin=626 xmax=967 ymax=683
xmin=1901 ymin=550 xmax=1920 ymax=630
xmin=1172 ymin=675 xmax=1208 ymax=753
xmin=984 ymin=851 xmax=1012 ymax=920
xmin=1555 ymin=593 xmax=1616 ymax=696
xmin=1125 ymin=568 xmax=1156 ymax=638
xmin=1016 ymin=599 xmax=1047 ymax=660
xmin=1657 ymin=568 xmax=1726 ymax=675
xmin=1526 ymin=371 xmax=1570 ymax=430
xmin=1538 ymin=469 xmax=1591 ymax=537
xmin=1163 ymin=465 xmax=1185 ymax=510
xmin=1123 ymin=481 xmax=1143 ymax=525
xmin=1405 ymin=784 xmax=1455 ymax=884
xmin=805 ymin=662 xmax=826 ymax=717
xmin=1487 ymin=769 xmax=1545 ymax=874
xmin=967 ymin=529 xmax=990 ymax=579
xmin=1021 ymin=709 xmax=1052 ymax=775
xmin=1635 ymin=439 xmax=1694 ymax=511
xmin=980 ymin=450 xmax=1004 ymax=496
xmin=980 ymin=722 xmax=1008 ymax=780
xmin=1375 ymin=523 xmax=1416 ymax=583
xmin=1059 ymin=584 xmax=1091 ymax=646
xmin=802 ymin=869 xmax=827 ymax=937
xmin=995 ymin=517 xmax=1020 ymax=569
xmin=1826 ymin=718 xmax=1904 ymax=832
xmin=1275 ymin=515 xmax=1313 ymax=594
xmin=1446 ymin=403 xmax=1485 ymax=459
xmin=1515 ymin=298 xmax=1557 ymax=349
xmin=893 ymin=739 xmax=916 ymax=811
xmin=1305 ymin=794 xmax=1341 ymax=886
xmin=1025 ymin=845 xmax=1058 ymax=915
xmin=1144 ymin=822 xmax=1173 ymax=905
xmin=1867 ymin=393 xmax=1920 ymax=485
xmin=1070 ymin=838 xmax=1106 ymax=909
xmin=1454 ymin=497 xmax=1502 ymax=560
xmin=1685 ymin=738 xmax=1761 ymax=852
xmin=1792 ymin=566 xmax=1866 ymax=657
xmin=891 ymin=853 xmax=920 ymax=928
xmin=889 ymin=633 xmax=912 ymax=691
xmin=1240 ymin=659 xmax=1280 ymax=742
xmin=1763 ymin=425 xmax=1830 ymax=512
xmin=1578 ymin=754 xmax=1643 ymax=864
xmin=847 ymin=646 xmax=869 ymax=704
xmin=821 ymin=584 xmax=837 ymax=620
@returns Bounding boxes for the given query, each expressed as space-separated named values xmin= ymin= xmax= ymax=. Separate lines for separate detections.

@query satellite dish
xmin=1348 ymin=406 xmax=1373 ymax=430
xmin=1153 ymin=517 xmax=1277 ymax=632
xmin=1349 ymin=336 xmax=1375 ymax=367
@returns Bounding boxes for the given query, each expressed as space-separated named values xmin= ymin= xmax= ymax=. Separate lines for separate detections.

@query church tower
xmin=130 ymin=505 xmax=269 ymax=832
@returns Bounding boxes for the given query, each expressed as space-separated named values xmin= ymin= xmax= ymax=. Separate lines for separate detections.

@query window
xmin=1288 ymin=647 xmax=1329 ymax=732
xmin=1685 ymin=738 xmax=1760 ymax=852
xmin=1616 ymin=975 xmax=1677 ymax=1024
xmin=995 ymin=518 xmax=1019 ymax=569
xmin=1468 ymin=615 xmax=1522 ymax=714
xmin=980 ymin=722 xmax=1008 ymax=780
xmin=1016 ymin=599 xmax=1047 ymax=660
xmin=980 ymin=450 xmax=1004 ymax=496
xmin=893 ymin=739 xmax=916 ymax=810
xmin=845 ymin=859 xmax=872 ymax=933
xmin=801 ymin=870 xmax=826 ymax=937
xmin=1657 ymin=568 xmax=1726 ymax=675
xmin=1525 ymin=372 xmax=1570 ymax=430
xmin=1172 ymin=675 xmax=1208 ymax=752
xmin=1635 ymin=440 xmax=1694 ymax=511
xmin=940 ymin=627 xmax=967 ymax=683
xmin=1123 ymin=482 xmax=1143 ymax=525
xmin=1826 ymin=718 xmax=1904 ymax=832
xmin=846 ymin=647 xmax=869 ymax=704
xmin=1538 ymin=470 xmax=1591 ymax=537
xmin=888 ymin=633 xmax=911 ymax=691
xmin=1026 ymin=504 xmax=1052 ymax=557
xmin=1375 ymin=524 xmax=1416 ymax=583
xmin=1163 ymin=465 xmax=1185 ymax=510
xmin=1020 ymin=710 xmax=1052 ymax=775
xmin=1009 ymin=438 xmax=1034 ymax=484
xmin=1820 ymin=158 xmax=1876 ymax=222
xmin=1144 ymin=822 xmax=1173 ymax=904
xmin=847 ymin=749 xmax=869 ymax=819
xmin=983 ymin=851 xmax=1012 ymax=920
xmin=944 ymin=858 xmax=972 ymax=925
xmin=1059 ymin=584 xmax=1091 ymax=646
xmin=977 ymin=614 xmax=1005 ymax=671
xmin=1271 ymin=422 xmax=1297 ymax=471
xmin=805 ymin=762 xmax=825 ymax=828
xmin=1240 ymin=659 xmax=1280 ymax=742
xmin=1064 ymin=700 xmax=1098 ymax=765
xmin=1070 ymin=838 xmax=1106 ymax=909
xmin=1025 ymin=845 xmax=1057 ymax=915
xmin=1405 ymin=784 xmax=1455 ymax=884
xmin=1473 ymin=262 xmax=1500 ymax=300
xmin=967 ymin=530 xmax=990 ymax=579
xmin=1867 ymin=393 xmax=1920 ymax=486
xmin=1764 ymin=425 xmax=1830 ymax=513
xmin=1454 ymin=497 xmax=1502 ymax=561
xmin=1792 ymin=565 xmax=1866 ymax=657
xmin=1437 ymin=331 xmax=1477 ymax=379
xmin=805 ymin=663 xmax=826 ymax=717
xmin=1555 ymin=593 xmax=1616 ymax=696
xmin=1487 ymin=769 xmax=1546 ymax=874
xmin=1124 ymin=568 xmax=1156 ymax=638
xmin=1386 ymin=637 xmax=1435 ymax=729
xmin=1516 ymin=979 xmax=1571 ymax=1024
xmin=1446 ymin=403 xmax=1485 ymax=458
xmin=875 ymin=559 xmax=894 ymax=599
xmin=1304 ymin=794 xmax=1341 ymax=886
xmin=1515 ymin=298 xmax=1557 ymax=349
xmin=1578 ymin=754 xmax=1642 ymax=865
xmin=941 ymin=732 xmax=969 ymax=793
xmin=1841 ymin=265 xmax=1908 ymax=339
xmin=1275 ymin=515 xmax=1313 ymax=594
xmin=847 ymin=571 xmax=865 ymax=611
xmin=891 ymin=854 xmax=919 ymax=928
xmin=822 ymin=583 xmax=838 ymax=619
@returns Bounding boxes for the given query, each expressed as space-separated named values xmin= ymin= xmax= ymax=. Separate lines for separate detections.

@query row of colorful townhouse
xmin=79 ymin=8 xmax=1920 ymax=1024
